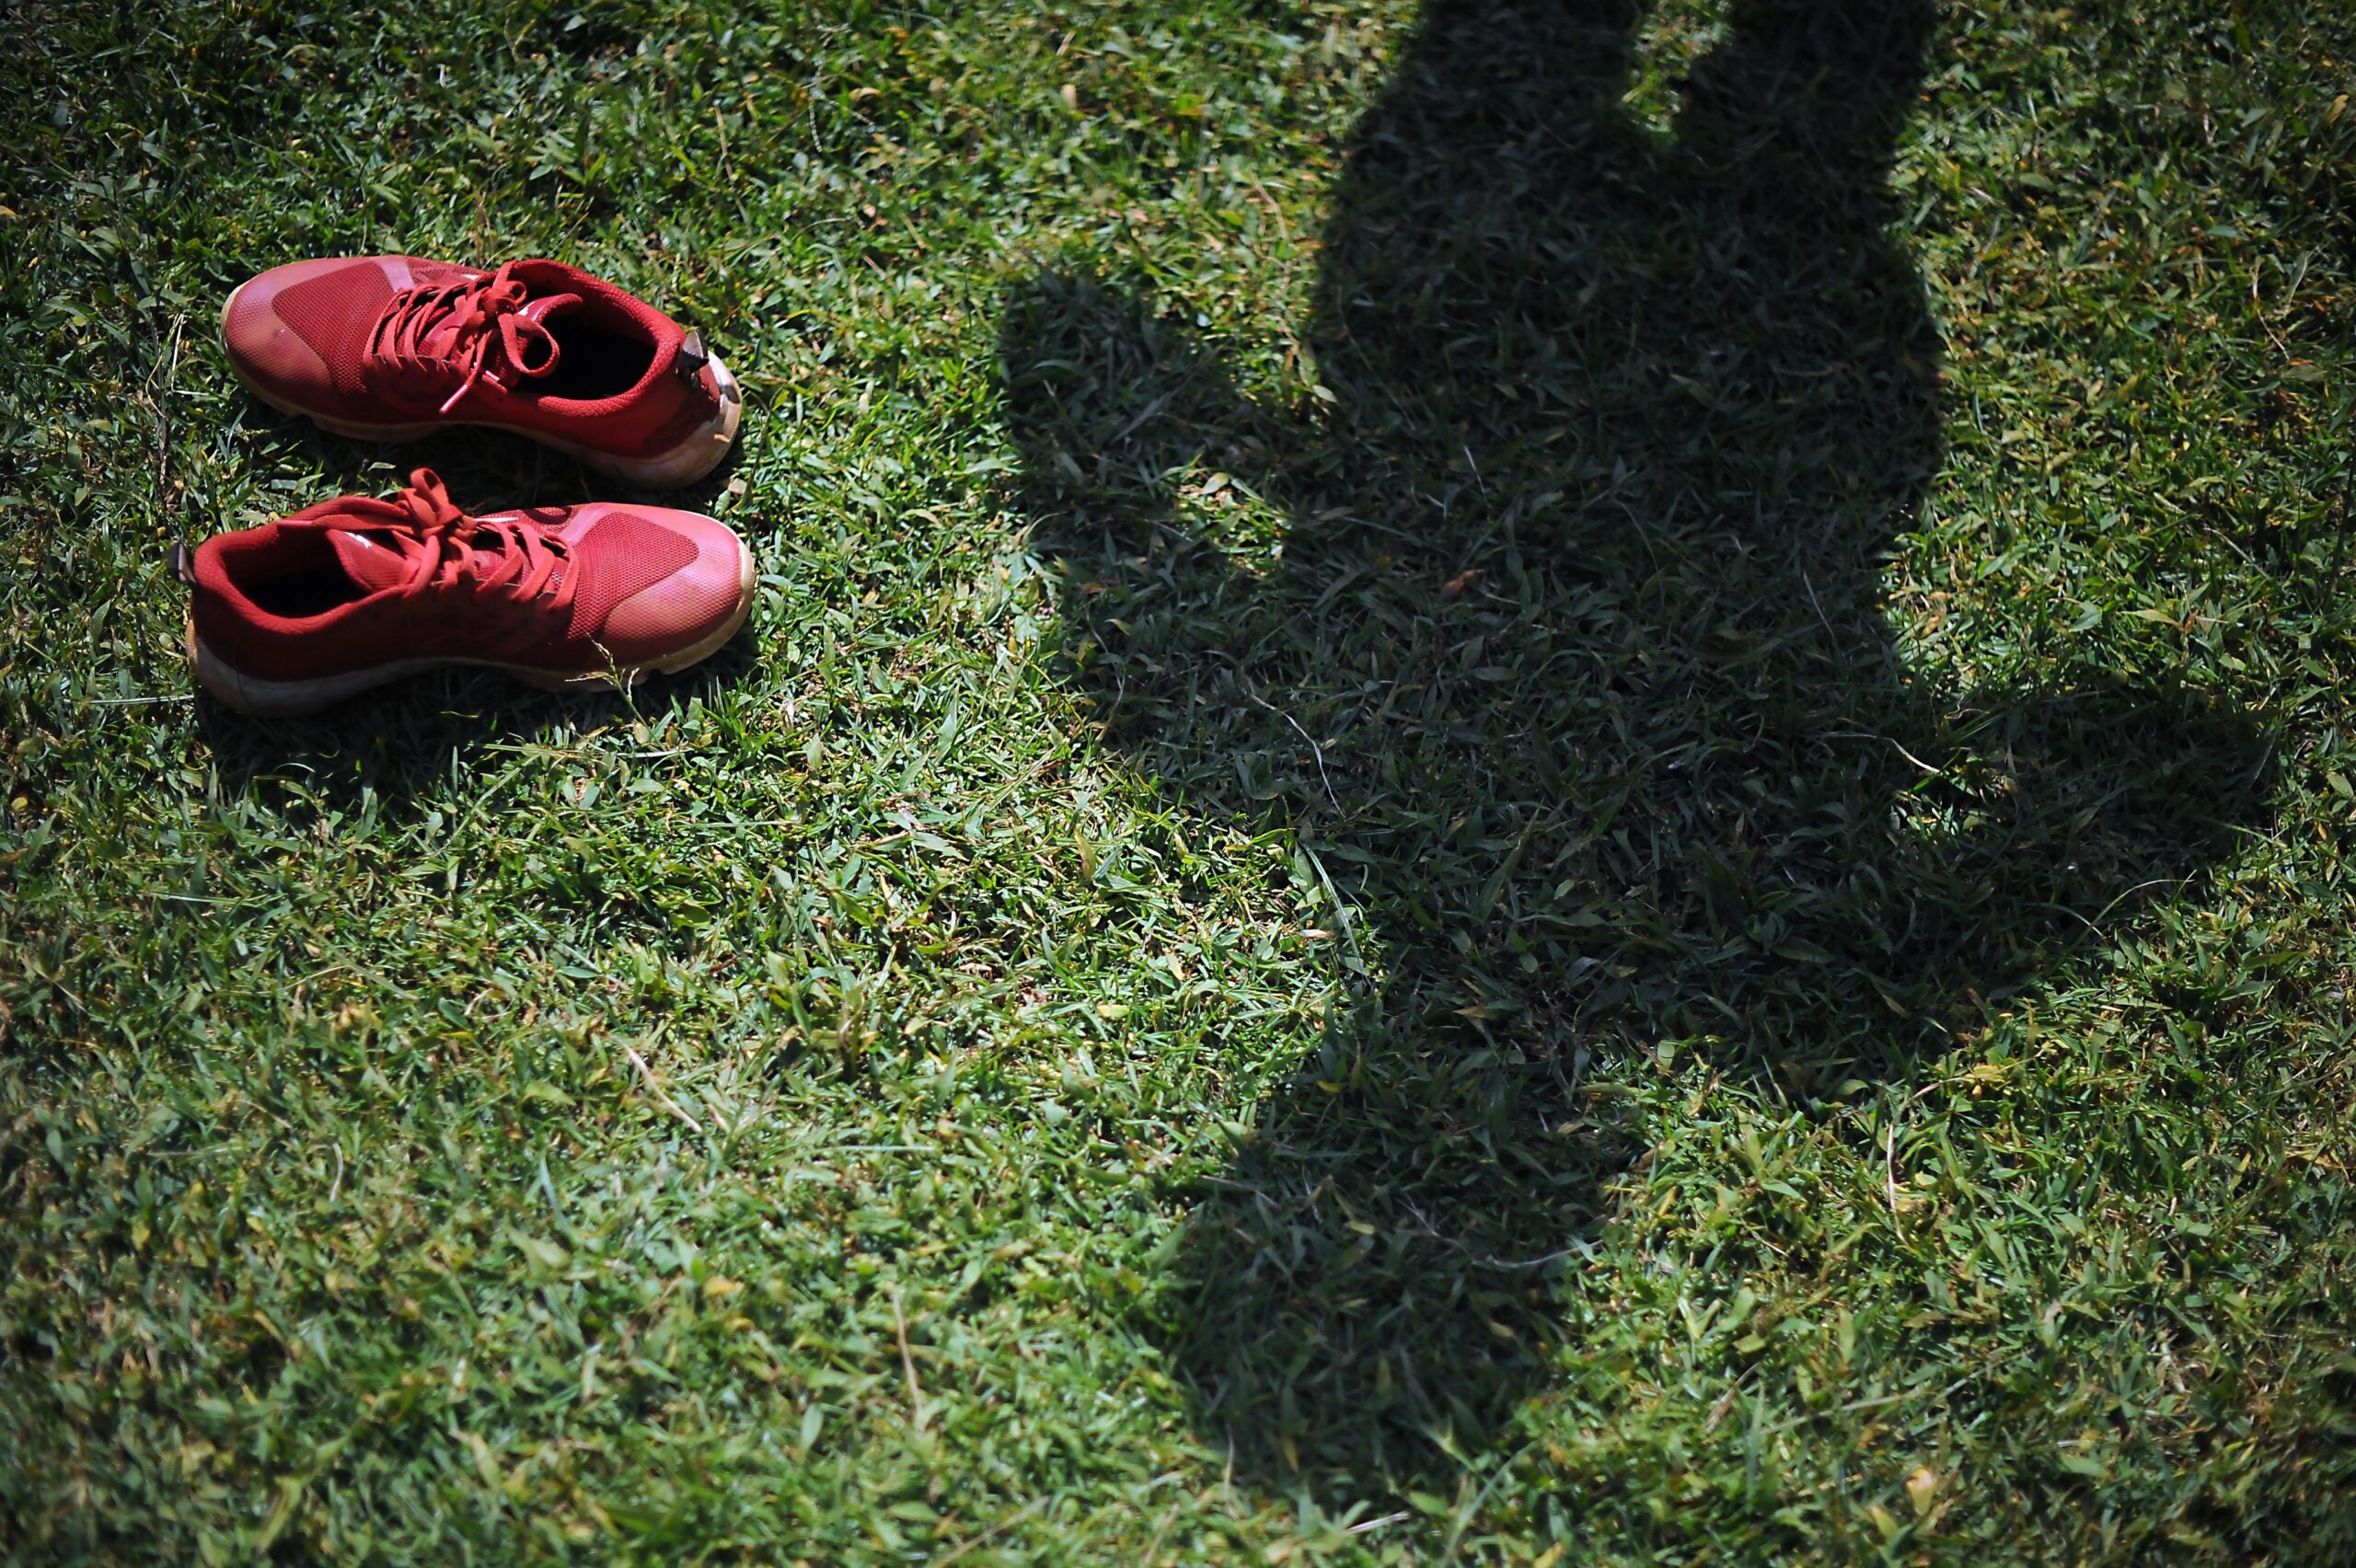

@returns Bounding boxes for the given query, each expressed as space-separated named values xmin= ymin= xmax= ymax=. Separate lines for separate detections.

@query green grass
xmin=6 ymin=0 xmax=2356 ymax=1560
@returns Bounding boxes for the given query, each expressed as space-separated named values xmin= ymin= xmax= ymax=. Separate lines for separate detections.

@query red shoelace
xmin=365 ymin=263 xmax=562 ymax=414
xmin=315 ymin=468 xmax=572 ymax=605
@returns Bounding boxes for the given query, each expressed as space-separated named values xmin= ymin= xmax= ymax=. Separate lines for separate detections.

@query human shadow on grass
xmin=1000 ymin=0 xmax=2274 ymax=1501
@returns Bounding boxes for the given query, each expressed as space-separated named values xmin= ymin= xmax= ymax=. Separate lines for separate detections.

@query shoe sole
xmin=185 ymin=532 xmax=758 ymax=718
xmin=221 ymin=280 xmax=745 ymax=487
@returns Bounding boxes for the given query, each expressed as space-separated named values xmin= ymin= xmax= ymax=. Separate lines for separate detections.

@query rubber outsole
xmin=219 ymin=279 xmax=745 ymax=487
xmin=186 ymin=532 xmax=758 ymax=718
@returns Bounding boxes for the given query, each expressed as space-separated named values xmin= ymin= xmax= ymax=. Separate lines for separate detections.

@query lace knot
xmin=346 ymin=468 xmax=570 ymax=607
xmin=365 ymin=264 xmax=563 ymax=414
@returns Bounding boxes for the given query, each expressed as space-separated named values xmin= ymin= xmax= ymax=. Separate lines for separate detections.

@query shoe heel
xmin=184 ymin=617 xmax=410 ymax=718
xmin=573 ymin=352 xmax=744 ymax=487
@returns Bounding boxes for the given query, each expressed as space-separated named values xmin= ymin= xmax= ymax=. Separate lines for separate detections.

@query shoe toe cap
xmin=222 ymin=256 xmax=434 ymax=413
xmin=589 ymin=509 xmax=754 ymax=659
xmin=223 ymin=265 xmax=333 ymax=406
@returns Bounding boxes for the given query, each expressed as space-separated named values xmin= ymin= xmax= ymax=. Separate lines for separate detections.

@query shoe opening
xmin=539 ymin=305 xmax=658 ymax=401
xmin=238 ymin=530 xmax=373 ymax=618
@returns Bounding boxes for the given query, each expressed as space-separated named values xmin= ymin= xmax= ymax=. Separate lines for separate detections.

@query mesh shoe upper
xmin=271 ymin=262 xmax=395 ymax=400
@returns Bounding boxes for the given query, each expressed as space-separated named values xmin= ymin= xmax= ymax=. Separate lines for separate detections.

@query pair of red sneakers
xmin=186 ymin=255 xmax=755 ymax=716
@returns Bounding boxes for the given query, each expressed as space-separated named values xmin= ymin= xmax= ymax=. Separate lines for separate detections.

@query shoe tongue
xmin=331 ymin=516 xmax=529 ymax=595
xmin=416 ymin=289 xmax=583 ymax=358
xmin=520 ymin=292 xmax=583 ymax=328
xmin=326 ymin=528 xmax=415 ymax=594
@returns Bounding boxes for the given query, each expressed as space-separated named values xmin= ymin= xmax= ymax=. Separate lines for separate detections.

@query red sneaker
xmin=221 ymin=256 xmax=743 ymax=487
xmin=182 ymin=469 xmax=755 ymax=716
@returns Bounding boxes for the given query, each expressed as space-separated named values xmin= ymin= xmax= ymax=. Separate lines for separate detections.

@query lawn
xmin=6 ymin=0 xmax=2356 ymax=1560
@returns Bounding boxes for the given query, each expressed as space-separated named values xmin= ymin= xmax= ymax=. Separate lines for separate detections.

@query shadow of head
xmin=999 ymin=0 xmax=2274 ymax=1499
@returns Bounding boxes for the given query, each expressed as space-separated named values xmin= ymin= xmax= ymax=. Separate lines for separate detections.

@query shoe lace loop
xmin=367 ymin=263 xmax=562 ymax=414
xmin=364 ymin=468 xmax=571 ymax=605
